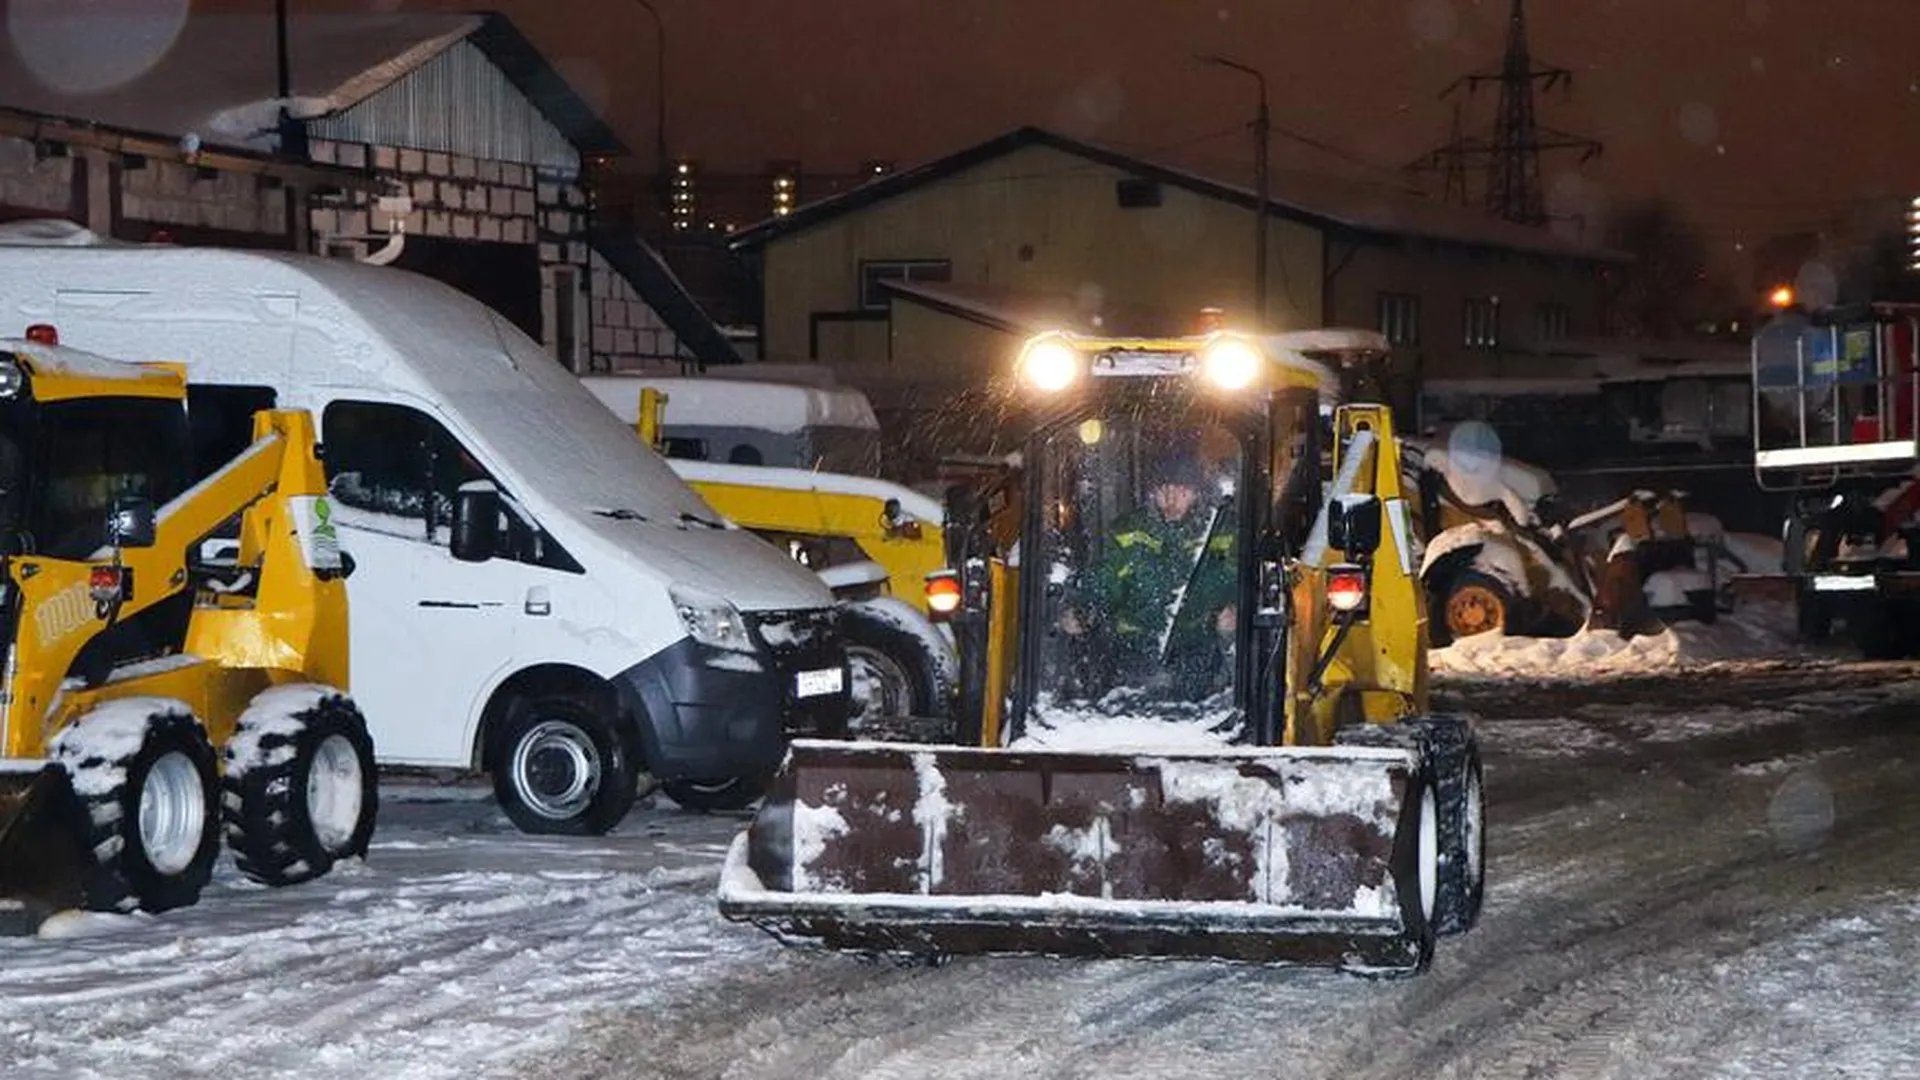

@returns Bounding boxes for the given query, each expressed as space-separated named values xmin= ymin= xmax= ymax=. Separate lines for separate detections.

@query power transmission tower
xmin=1406 ymin=0 xmax=1602 ymax=225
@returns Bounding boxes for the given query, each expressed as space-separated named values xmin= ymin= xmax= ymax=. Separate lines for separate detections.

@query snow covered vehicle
xmin=719 ymin=331 xmax=1484 ymax=976
xmin=1407 ymin=433 xmax=1732 ymax=642
xmin=1750 ymin=300 xmax=1920 ymax=658
xmin=583 ymin=373 xmax=956 ymax=736
xmin=0 ymin=332 xmax=376 ymax=934
xmin=0 ymin=231 xmax=848 ymax=826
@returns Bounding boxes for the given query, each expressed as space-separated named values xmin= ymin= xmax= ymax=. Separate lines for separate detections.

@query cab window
xmin=32 ymin=397 xmax=191 ymax=559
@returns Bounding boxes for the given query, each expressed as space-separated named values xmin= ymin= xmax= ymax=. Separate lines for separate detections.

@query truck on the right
xmin=1751 ymin=299 xmax=1920 ymax=658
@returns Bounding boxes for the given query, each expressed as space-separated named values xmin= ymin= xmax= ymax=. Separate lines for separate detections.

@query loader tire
xmin=1337 ymin=717 xmax=1485 ymax=936
xmin=842 ymin=599 xmax=955 ymax=739
xmin=662 ymin=776 xmax=764 ymax=813
xmin=52 ymin=705 xmax=221 ymax=915
xmin=491 ymin=694 xmax=637 ymax=835
xmin=222 ymin=691 xmax=379 ymax=887
xmin=1441 ymin=571 xmax=1517 ymax=642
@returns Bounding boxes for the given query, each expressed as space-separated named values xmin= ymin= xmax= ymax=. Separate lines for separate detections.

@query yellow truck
xmin=581 ymin=374 xmax=956 ymax=736
xmin=0 ymin=329 xmax=377 ymax=932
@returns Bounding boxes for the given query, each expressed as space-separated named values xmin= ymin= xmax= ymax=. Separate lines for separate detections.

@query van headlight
xmin=671 ymin=585 xmax=757 ymax=653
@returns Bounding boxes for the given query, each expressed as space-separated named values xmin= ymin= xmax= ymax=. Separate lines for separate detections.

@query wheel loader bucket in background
xmin=0 ymin=766 xmax=90 ymax=935
xmin=719 ymin=739 xmax=1437 ymax=973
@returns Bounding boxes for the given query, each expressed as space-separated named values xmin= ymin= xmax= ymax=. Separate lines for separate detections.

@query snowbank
xmin=1431 ymin=600 xmax=1801 ymax=679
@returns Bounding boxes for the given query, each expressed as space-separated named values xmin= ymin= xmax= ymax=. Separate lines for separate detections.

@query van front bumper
xmin=613 ymin=612 xmax=850 ymax=781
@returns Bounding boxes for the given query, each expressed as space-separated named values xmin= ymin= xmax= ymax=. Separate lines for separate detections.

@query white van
xmin=0 ymin=238 xmax=849 ymax=832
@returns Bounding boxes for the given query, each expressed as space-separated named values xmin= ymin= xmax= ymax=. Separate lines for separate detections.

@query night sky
xmin=151 ymin=0 xmax=1920 ymax=274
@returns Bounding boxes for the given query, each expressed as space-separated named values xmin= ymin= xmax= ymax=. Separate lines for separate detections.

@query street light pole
xmin=631 ymin=0 xmax=669 ymax=234
xmin=1197 ymin=54 xmax=1269 ymax=328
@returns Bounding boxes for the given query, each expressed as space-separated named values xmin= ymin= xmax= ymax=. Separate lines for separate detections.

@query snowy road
xmin=4 ymin=661 xmax=1919 ymax=1079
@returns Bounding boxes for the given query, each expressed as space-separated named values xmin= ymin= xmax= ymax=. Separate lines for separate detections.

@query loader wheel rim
xmin=510 ymin=720 xmax=601 ymax=821
xmin=847 ymin=645 xmax=911 ymax=727
xmin=1418 ymin=785 xmax=1439 ymax=924
xmin=307 ymin=734 xmax=365 ymax=854
xmin=140 ymin=751 xmax=206 ymax=877
xmin=1446 ymin=584 xmax=1506 ymax=638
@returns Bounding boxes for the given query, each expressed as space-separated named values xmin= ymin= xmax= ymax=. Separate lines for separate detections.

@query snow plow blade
xmin=718 ymin=739 xmax=1434 ymax=974
xmin=0 ymin=765 xmax=90 ymax=936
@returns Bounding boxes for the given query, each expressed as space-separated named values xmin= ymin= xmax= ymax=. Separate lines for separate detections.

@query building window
xmin=859 ymin=259 xmax=952 ymax=310
xmin=1115 ymin=178 xmax=1163 ymax=209
xmin=1535 ymin=302 xmax=1572 ymax=343
xmin=1377 ymin=292 xmax=1421 ymax=347
xmin=1463 ymin=297 xmax=1501 ymax=350
xmin=670 ymin=159 xmax=696 ymax=231
xmin=768 ymin=160 xmax=800 ymax=217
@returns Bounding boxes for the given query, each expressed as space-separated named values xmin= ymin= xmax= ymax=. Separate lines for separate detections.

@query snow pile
xmin=1014 ymin=704 xmax=1240 ymax=752
xmin=1431 ymin=600 xmax=1801 ymax=679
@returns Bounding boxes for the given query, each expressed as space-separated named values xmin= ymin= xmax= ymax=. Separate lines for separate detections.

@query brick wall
xmin=0 ymin=137 xmax=74 ymax=216
xmin=121 ymin=159 xmax=288 ymax=237
xmin=587 ymin=248 xmax=683 ymax=372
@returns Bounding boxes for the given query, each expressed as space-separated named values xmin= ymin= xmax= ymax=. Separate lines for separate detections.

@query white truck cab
xmin=0 ymin=237 xmax=850 ymax=831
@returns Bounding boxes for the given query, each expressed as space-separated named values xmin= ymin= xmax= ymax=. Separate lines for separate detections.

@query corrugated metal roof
xmin=309 ymin=40 xmax=580 ymax=173
xmin=0 ymin=11 xmax=623 ymax=159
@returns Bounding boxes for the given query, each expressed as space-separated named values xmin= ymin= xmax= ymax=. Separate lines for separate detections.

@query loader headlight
xmin=0 ymin=358 xmax=24 ymax=399
xmin=671 ymin=585 xmax=757 ymax=653
xmin=1200 ymin=337 xmax=1262 ymax=391
xmin=1017 ymin=335 xmax=1083 ymax=393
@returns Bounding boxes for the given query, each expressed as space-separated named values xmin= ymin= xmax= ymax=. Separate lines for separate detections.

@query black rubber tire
xmin=53 ymin=705 xmax=221 ymax=915
xmin=1796 ymin=589 xmax=1834 ymax=641
xmin=842 ymin=599 xmax=954 ymax=737
xmin=1851 ymin=601 xmax=1920 ymax=660
xmin=490 ymin=693 xmax=637 ymax=835
xmin=1441 ymin=570 xmax=1520 ymax=641
xmin=1686 ymin=589 xmax=1719 ymax=626
xmin=662 ymin=776 xmax=764 ymax=813
xmin=222 ymin=691 xmax=379 ymax=887
xmin=1337 ymin=716 xmax=1485 ymax=937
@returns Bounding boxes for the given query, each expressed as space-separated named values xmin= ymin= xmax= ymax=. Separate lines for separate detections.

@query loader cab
xmin=0 ymin=340 xmax=189 ymax=561
xmin=1002 ymin=333 xmax=1329 ymax=746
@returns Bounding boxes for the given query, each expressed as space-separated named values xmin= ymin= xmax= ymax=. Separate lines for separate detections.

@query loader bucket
xmin=0 ymin=765 xmax=91 ymax=936
xmin=718 ymin=739 xmax=1437 ymax=974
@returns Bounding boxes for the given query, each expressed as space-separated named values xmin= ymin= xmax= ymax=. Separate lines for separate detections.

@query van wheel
xmin=51 ymin=704 xmax=221 ymax=915
xmin=491 ymin=695 xmax=636 ymax=835
xmin=662 ymin=777 xmax=763 ymax=813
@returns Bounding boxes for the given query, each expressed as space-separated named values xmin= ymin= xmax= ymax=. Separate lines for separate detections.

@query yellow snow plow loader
xmin=719 ymin=330 xmax=1485 ymax=975
xmin=0 ymin=330 xmax=377 ymax=934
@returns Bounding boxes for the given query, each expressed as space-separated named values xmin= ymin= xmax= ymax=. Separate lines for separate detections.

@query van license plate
xmin=795 ymin=667 xmax=844 ymax=698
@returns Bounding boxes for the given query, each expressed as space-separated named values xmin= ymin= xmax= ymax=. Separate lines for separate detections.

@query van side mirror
xmin=108 ymin=495 xmax=157 ymax=549
xmin=450 ymin=482 xmax=501 ymax=563
xmin=1326 ymin=494 xmax=1382 ymax=559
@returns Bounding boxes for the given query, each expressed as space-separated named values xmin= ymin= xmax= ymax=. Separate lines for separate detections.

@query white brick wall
xmin=586 ymin=248 xmax=684 ymax=372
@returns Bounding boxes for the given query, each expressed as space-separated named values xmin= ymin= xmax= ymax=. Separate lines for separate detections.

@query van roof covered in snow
xmin=580 ymin=375 xmax=880 ymax=434
xmin=0 ymin=241 xmax=717 ymax=525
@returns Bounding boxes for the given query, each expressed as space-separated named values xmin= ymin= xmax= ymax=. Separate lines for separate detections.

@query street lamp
xmin=630 ymin=0 xmax=669 ymax=232
xmin=1196 ymin=54 xmax=1270 ymax=328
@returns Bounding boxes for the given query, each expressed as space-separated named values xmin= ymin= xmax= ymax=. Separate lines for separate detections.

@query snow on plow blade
xmin=0 ymin=765 xmax=89 ymax=936
xmin=718 ymin=739 xmax=1433 ymax=974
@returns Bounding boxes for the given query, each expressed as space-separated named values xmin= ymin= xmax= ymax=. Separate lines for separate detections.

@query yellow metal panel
xmin=25 ymin=369 xmax=185 ymax=404
xmin=980 ymin=559 xmax=1015 ymax=748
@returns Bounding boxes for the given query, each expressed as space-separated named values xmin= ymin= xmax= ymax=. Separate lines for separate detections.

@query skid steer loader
xmin=719 ymin=330 xmax=1485 ymax=975
xmin=0 ymin=328 xmax=378 ymax=934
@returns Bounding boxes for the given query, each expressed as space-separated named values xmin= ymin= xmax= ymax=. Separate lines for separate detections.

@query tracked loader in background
xmin=0 ymin=328 xmax=378 ymax=934
xmin=719 ymin=330 xmax=1485 ymax=975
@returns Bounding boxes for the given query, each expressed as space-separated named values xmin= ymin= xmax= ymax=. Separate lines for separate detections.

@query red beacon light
xmin=924 ymin=570 xmax=963 ymax=618
xmin=24 ymin=324 xmax=57 ymax=346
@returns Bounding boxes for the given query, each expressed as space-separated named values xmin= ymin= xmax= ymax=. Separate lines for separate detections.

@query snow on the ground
xmin=1641 ymin=895 xmax=1920 ymax=1078
xmin=1432 ymin=600 xmax=1802 ymax=679
xmin=0 ymin=786 xmax=781 ymax=1080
